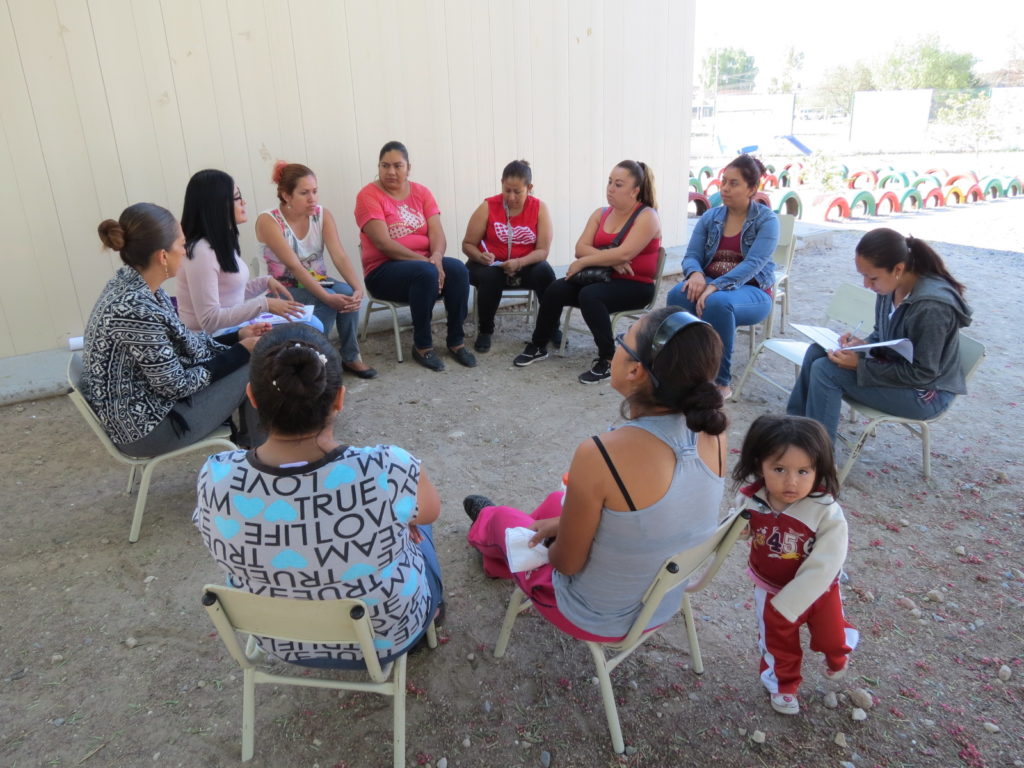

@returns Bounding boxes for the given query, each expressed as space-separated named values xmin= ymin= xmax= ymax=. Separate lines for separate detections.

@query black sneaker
xmin=513 ymin=343 xmax=548 ymax=367
xmin=463 ymin=494 xmax=495 ymax=523
xmin=474 ymin=333 xmax=492 ymax=353
xmin=578 ymin=358 xmax=611 ymax=384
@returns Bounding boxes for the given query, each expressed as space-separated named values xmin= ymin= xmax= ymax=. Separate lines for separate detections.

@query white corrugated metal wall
xmin=0 ymin=0 xmax=694 ymax=357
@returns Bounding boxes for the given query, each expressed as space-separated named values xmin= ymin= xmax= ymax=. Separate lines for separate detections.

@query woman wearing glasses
xmin=256 ymin=161 xmax=377 ymax=379
xmin=461 ymin=159 xmax=556 ymax=353
xmin=177 ymin=169 xmax=309 ymax=335
xmin=463 ymin=307 xmax=728 ymax=641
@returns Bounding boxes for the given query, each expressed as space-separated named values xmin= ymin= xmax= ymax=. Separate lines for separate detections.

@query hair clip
xmin=316 ymin=352 xmax=327 ymax=365
xmin=271 ymin=379 xmax=281 ymax=391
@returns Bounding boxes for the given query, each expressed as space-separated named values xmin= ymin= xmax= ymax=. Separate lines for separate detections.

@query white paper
xmin=791 ymin=323 xmax=914 ymax=363
xmin=505 ymin=526 xmax=550 ymax=573
xmin=243 ymin=305 xmax=315 ymax=327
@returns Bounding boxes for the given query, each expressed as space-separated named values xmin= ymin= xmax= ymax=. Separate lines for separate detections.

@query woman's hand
xmin=266 ymin=278 xmax=294 ymax=301
xmin=838 ymin=332 xmax=865 ymax=348
xmin=501 ymin=258 xmax=520 ymax=275
xmin=695 ymin=284 xmax=717 ymax=315
xmin=407 ymin=523 xmax=425 ymax=544
xmin=238 ymin=322 xmax=271 ymax=341
xmin=528 ymin=516 xmax=560 ymax=547
xmin=267 ymin=297 xmax=307 ymax=319
xmin=613 ymin=262 xmax=634 ymax=276
xmin=323 ymin=292 xmax=359 ymax=313
xmin=827 ymin=348 xmax=859 ymax=370
xmin=684 ymin=271 xmax=707 ymax=302
xmin=431 ymin=252 xmax=446 ymax=291
xmin=565 ymin=259 xmax=584 ymax=278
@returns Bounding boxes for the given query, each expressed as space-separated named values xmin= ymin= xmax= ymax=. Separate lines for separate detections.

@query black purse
xmin=566 ymin=205 xmax=647 ymax=286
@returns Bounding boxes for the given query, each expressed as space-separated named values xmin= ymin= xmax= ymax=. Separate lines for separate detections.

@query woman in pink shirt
xmin=177 ymin=169 xmax=307 ymax=335
xmin=355 ymin=141 xmax=474 ymax=372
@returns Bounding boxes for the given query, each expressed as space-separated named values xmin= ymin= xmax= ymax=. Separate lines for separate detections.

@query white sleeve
xmin=770 ymin=501 xmax=848 ymax=623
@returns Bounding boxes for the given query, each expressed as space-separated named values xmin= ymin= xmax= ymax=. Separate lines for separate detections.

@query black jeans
xmin=531 ymin=277 xmax=655 ymax=360
xmin=467 ymin=260 xmax=556 ymax=334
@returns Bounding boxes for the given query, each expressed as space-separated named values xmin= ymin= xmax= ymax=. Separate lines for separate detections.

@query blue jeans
xmin=365 ymin=258 xmax=470 ymax=350
xmin=289 ymin=523 xmax=444 ymax=670
xmin=289 ymin=284 xmax=361 ymax=363
xmin=786 ymin=344 xmax=955 ymax=441
xmin=666 ymin=282 xmax=772 ymax=386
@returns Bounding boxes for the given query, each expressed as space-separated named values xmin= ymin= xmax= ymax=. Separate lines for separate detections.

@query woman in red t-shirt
xmin=513 ymin=160 xmax=662 ymax=384
xmin=355 ymin=141 xmax=474 ymax=372
xmin=461 ymin=160 xmax=556 ymax=353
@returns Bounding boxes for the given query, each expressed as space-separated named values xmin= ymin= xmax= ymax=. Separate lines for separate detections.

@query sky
xmin=694 ymin=0 xmax=1024 ymax=90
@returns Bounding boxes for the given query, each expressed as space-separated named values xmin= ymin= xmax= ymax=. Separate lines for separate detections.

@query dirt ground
xmin=2 ymin=171 xmax=1022 ymax=768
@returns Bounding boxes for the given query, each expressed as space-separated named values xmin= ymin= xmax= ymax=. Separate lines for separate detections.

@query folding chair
xmin=202 ymin=585 xmax=437 ymax=766
xmin=837 ymin=332 xmax=986 ymax=482
xmin=66 ymin=353 xmax=235 ymax=542
xmin=359 ymin=288 xmax=415 ymax=362
xmin=733 ymin=283 xmax=876 ymax=399
xmin=558 ymin=247 xmax=667 ymax=354
xmin=493 ymin=509 xmax=750 ymax=754
xmin=471 ymin=285 xmax=537 ymax=328
xmin=736 ymin=213 xmax=797 ymax=357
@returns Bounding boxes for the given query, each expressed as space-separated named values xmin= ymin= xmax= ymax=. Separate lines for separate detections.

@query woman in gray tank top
xmin=465 ymin=307 xmax=729 ymax=640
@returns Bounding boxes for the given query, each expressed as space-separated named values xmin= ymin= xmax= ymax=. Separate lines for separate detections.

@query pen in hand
xmin=841 ymin=321 xmax=863 ymax=348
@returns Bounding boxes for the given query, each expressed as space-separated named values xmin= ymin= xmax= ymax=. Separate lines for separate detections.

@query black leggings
xmin=467 ymin=261 xmax=556 ymax=334
xmin=531 ymin=277 xmax=655 ymax=360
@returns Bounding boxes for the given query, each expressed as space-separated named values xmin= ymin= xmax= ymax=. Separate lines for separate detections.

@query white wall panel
xmin=0 ymin=0 xmax=693 ymax=357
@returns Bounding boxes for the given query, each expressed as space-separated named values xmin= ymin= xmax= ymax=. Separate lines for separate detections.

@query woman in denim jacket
xmin=667 ymin=155 xmax=778 ymax=397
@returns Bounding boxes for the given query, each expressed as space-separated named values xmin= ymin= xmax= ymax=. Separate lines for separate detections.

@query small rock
xmin=954 ymin=545 xmax=966 ymax=556
xmin=100 ymin=537 xmax=111 ymax=545
xmin=124 ymin=636 xmax=139 ymax=649
xmin=466 ymin=653 xmax=475 ymax=662
xmin=461 ymin=737 xmax=471 ymax=748
xmin=738 ymin=727 xmax=747 ymax=736
xmin=982 ymin=722 xmax=1000 ymax=734
xmin=861 ymin=590 xmax=875 ymax=602
xmin=312 ymin=738 xmax=322 ymax=747
xmin=447 ymin=430 xmax=465 ymax=439
xmin=196 ymin=680 xmax=206 ymax=688
xmin=50 ymin=654 xmax=64 ymax=664
xmin=925 ymin=589 xmax=944 ymax=603
xmin=851 ymin=708 xmax=868 ymax=721
xmin=483 ymin=700 xmax=492 ymax=713
xmin=909 ymin=608 xmax=922 ymax=618
xmin=896 ymin=596 xmax=917 ymax=610
xmin=823 ymin=691 xmax=838 ymax=709
xmin=898 ymin=518 xmax=910 ymax=526
xmin=1010 ymin=568 xmax=1024 ymax=581
xmin=840 ymin=762 xmax=856 ymax=768
xmin=437 ymin=759 xmax=448 ymax=768
xmin=750 ymin=730 xmax=766 ymax=744
xmin=848 ymin=687 xmax=874 ymax=709
xmin=624 ymin=746 xmax=637 ymax=756
xmin=834 ymin=732 xmax=848 ymax=748
xmin=998 ymin=664 xmax=1012 ymax=682
xmin=590 ymin=676 xmax=599 ymax=685
xmin=539 ymin=750 xmax=551 ymax=767
xmin=143 ymin=575 xmax=158 ymax=584
xmin=51 ymin=717 xmax=65 ymax=726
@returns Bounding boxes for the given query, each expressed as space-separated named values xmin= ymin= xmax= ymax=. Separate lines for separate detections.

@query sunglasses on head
xmin=614 ymin=311 xmax=707 ymax=389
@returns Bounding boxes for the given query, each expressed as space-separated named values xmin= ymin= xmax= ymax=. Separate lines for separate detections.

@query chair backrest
xmin=202 ymin=585 xmax=389 ymax=681
xmin=615 ymin=510 xmax=750 ymax=649
xmin=66 ymin=352 xmax=134 ymax=463
xmin=958 ymin=332 xmax=986 ymax=381
xmin=772 ymin=214 xmax=797 ymax=274
xmin=824 ymin=283 xmax=876 ymax=330
xmin=650 ymin=246 xmax=668 ymax=295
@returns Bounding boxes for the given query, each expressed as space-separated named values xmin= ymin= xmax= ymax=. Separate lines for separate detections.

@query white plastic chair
xmin=471 ymin=285 xmax=537 ymax=328
xmin=359 ymin=289 xmax=415 ymax=362
xmin=838 ymin=332 xmax=986 ymax=481
xmin=558 ymin=247 xmax=667 ymax=354
xmin=202 ymin=584 xmax=437 ymax=766
xmin=493 ymin=509 xmax=750 ymax=754
xmin=66 ymin=353 xmax=235 ymax=542
xmin=733 ymin=283 xmax=876 ymax=399
xmin=736 ymin=213 xmax=797 ymax=357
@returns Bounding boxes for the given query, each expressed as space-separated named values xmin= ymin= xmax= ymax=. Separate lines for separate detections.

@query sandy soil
xmin=2 ymin=173 xmax=1022 ymax=768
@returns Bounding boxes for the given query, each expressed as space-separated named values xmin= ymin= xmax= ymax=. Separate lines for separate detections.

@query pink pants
xmin=754 ymin=581 xmax=859 ymax=694
xmin=466 ymin=492 xmax=624 ymax=643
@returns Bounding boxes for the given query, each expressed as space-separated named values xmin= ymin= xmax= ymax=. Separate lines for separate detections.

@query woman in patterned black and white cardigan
xmin=81 ymin=203 xmax=269 ymax=457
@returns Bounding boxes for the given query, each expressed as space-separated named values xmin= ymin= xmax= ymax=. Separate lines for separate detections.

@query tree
xmin=814 ymin=62 xmax=875 ymax=112
xmin=769 ymin=46 xmax=805 ymax=94
xmin=702 ymin=48 xmax=758 ymax=93
xmin=876 ymin=35 xmax=979 ymax=90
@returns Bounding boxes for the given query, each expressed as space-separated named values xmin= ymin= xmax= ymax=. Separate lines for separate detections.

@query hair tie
xmin=292 ymin=341 xmax=327 ymax=366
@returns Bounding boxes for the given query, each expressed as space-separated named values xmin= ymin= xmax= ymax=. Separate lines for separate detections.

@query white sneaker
xmin=770 ymin=692 xmax=800 ymax=715
xmin=824 ymin=660 xmax=848 ymax=681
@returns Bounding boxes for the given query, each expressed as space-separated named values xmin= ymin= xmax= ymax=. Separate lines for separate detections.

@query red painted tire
xmin=761 ymin=173 xmax=779 ymax=189
xmin=924 ymin=167 xmax=948 ymax=177
xmin=945 ymin=173 xmax=976 ymax=188
xmin=688 ymin=191 xmax=711 ymax=216
xmin=703 ymin=178 xmax=721 ymax=194
xmin=824 ymin=197 xmax=851 ymax=221
xmin=848 ymin=170 xmax=879 ymax=189
xmin=752 ymin=191 xmax=772 ymax=207
xmin=922 ymin=187 xmax=945 ymax=208
xmin=964 ymin=184 xmax=984 ymax=203
xmin=875 ymin=191 xmax=901 ymax=215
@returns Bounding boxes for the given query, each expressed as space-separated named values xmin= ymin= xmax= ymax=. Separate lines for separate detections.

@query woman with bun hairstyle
xmin=256 ymin=161 xmax=377 ymax=379
xmin=465 ymin=308 xmax=728 ymax=640
xmin=513 ymin=160 xmax=661 ymax=384
xmin=194 ymin=323 xmax=444 ymax=668
xmin=787 ymin=228 xmax=972 ymax=441
xmin=461 ymin=159 xmax=555 ymax=353
xmin=177 ymin=169 xmax=309 ymax=334
xmin=667 ymin=154 xmax=778 ymax=399
xmin=355 ymin=140 xmax=474 ymax=372
xmin=82 ymin=203 xmax=268 ymax=456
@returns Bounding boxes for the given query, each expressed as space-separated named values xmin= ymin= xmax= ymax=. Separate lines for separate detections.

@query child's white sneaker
xmin=824 ymin=659 xmax=849 ymax=681
xmin=770 ymin=692 xmax=800 ymax=715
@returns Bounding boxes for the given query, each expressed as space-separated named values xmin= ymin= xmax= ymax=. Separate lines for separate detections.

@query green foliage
xmin=769 ymin=46 xmax=805 ymax=94
xmin=702 ymin=48 xmax=758 ymax=92
xmin=814 ymin=62 xmax=875 ymax=111
xmin=876 ymin=35 xmax=979 ymax=90
xmin=934 ymin=92 xmax=999 ymax=152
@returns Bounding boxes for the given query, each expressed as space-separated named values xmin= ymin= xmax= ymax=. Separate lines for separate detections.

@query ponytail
xmin=615 ymin=160 xmax=658 ymax=210
xmin=858 ymin=228 xmax=966 ymax=296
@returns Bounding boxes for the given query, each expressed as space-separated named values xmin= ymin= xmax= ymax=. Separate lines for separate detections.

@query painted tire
xmin=900 ymin=188 xmax=924 ymax=211
xmin=697 ymin=165 xmax=714 ymax=181
xmin=779 ymin=169 xmax=792 ymax=187
xmin=922 ymin=187 xmax=945 ymax=208
xmin=752 ymin=191 xmax=772 ymax=207
xmin=765 ymin=163 xmax=776 ymax=174
xmin=845 ymin=190 xmax=877 ymax=216
xmin=1005 ymin=177 xmax=1023 ymax=196
xmin=769 ymin=190 xmax=803 ymax=218
xmin=761 ymin=173 xmax=779 ymax=189
xmin=833 ymin=164 xmax=849 ymax=179
xmin=689 ymin=176 xmax=702 ymax=194
xmin=945 ymin=186 xmax=965 ymax=205
xmin=924 ymin=167 xmax=948 ymax=178
xmin=689 ymin=191 xmax=711 ymax=216
xmin=912 ymin=174 xmax=943 ymax=190
xmin=824 ymin=197 xmax=851 ymax=221
xmin=979 ymin=177 xmax=1004 ymax=199
xmin=878 ymin=172 xmax=909 ymax=189
xmin=708 ymin=192 xmax=722 ymax=207
xmin=848 ymin=170 xmax=879 ymax=189
xmin=704 ymin=178 xmax=721 ymax=194
xmin=945 ymin=173 xmax=977 ymax=188
xmin=875 ymin=191 xmax=901 ymax=214
xmin=964 ymin=184 xmax=984 ymax=203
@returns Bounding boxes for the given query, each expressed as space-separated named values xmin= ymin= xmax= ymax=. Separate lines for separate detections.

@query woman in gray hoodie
xmin=787 ymin=228 xmax=972 ymax=440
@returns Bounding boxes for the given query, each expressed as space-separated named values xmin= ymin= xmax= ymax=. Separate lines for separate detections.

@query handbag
xmin=566 ymin=205 xmax=647 ymax=286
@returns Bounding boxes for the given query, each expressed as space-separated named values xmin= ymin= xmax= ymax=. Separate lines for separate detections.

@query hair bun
xmin=97 ymin=219 xmax=125 ymax=251
xmin=271 ymin=160 xmax=289 ymax=185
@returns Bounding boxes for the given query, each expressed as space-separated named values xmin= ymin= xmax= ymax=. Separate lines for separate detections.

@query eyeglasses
xmin=615 ymin=332 xmax=661 ymax=390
